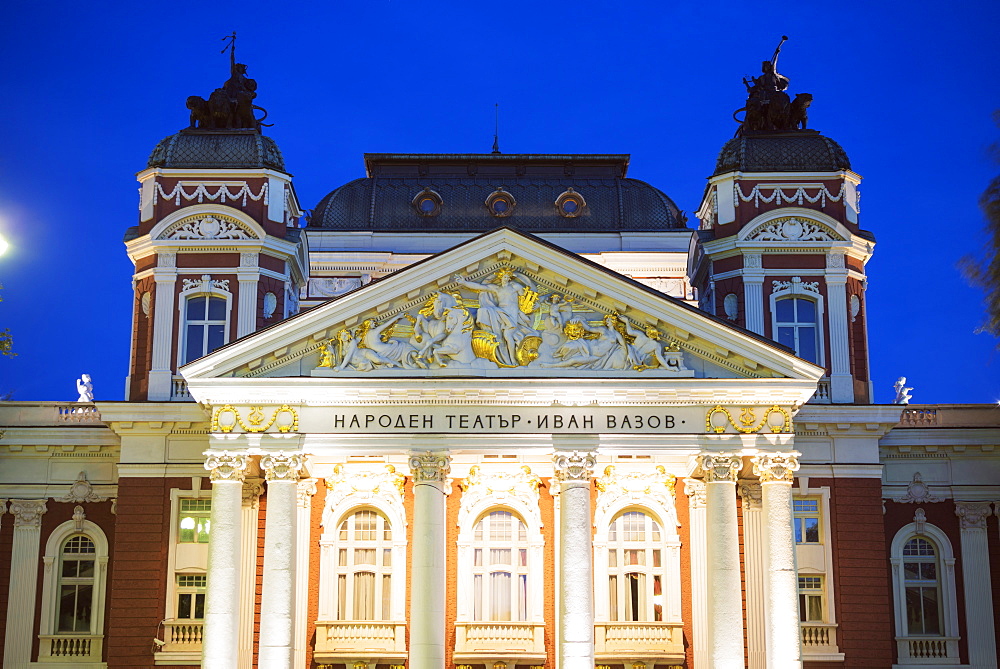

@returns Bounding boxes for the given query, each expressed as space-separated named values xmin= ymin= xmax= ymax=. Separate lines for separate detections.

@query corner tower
xmin=124 ymin=51 xmax=307 ymax=401
xmin=691 ymin=42 xmax=873 ymax=403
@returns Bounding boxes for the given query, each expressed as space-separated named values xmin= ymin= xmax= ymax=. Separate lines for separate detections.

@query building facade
xmin=1 ymin=55 xmax=999 ymax=669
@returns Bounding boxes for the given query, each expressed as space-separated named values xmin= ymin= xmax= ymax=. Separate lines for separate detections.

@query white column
xmin=740 ymin=483 xmax=766 ymax=669
xmin=237 ymin=254 xmax=259 ymax=338
xmin=954 ymin=502 xmax=998 ymax=668
xmin=238 ymin=480 xmax=263 ymax=669
xmin=743 ymin=255 xmax=765 ymax=335
xmin=686 ymin=480 xmax=709 ymax=669
xmin=826 ymin=256 xmax=852 ymax=403
xmin=202 ymin=452 xmax=249 ymax=669
xmin=698 ymin=452 xmax=745 ymax=667
xmin=753 ymin=454 xmax=803 ymax=669
xmin=408 ymin=451 xmax=451 ymax=669
xmin=3 ymin=499 xmax=47 ymax=669
xmin=259 ymin=452 xmax=304 ymax=669
xmin=553 ymin=450 xmax=596 ymax=669
xmin=148 ymin=255 xmax=178 ymax=400
xmin=294 ymin=478 xmax=317 ymax=669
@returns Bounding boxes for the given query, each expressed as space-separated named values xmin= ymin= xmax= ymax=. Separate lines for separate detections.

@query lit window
xmin=775 ymin=297 xmax=819 ymax=363
xmin=793 ymin=499 xmax=820 ymax=544
xmin=798 ymin=575 xmax=825 ymax=622
xmin=176 ymin=574 xmax=207 ymax=620
xmin=183 ymin=296 xmax=227 ymax=364
xmin=902 ymin=538 xmax=941 ymax=635
xmin=335 ymin=509 xmax=393 ymax=620
xmin=178 ymin=499 xmax=211 ymax=543
xmin=58 ymin=535 xmax=96 ymax=633
xmin=471 ymin=510 xmax=529 ymax=621
xmin=607 ymin=511 xmax=664 ymax=622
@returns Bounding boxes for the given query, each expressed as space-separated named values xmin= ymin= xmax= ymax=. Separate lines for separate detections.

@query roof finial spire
xmin=492 ymin=103 xmax=501 ymax=154
xmin=221 ymin=31 xmax=237 ymax=74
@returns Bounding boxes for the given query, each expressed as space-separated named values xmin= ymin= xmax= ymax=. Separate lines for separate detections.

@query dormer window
xmin=555 ymin=188 xmax=586 ymax=218
xmin=486 ymin=188 xmax=516 ymax=218
xmin=412 ymin=188 xmax=443 ymax=217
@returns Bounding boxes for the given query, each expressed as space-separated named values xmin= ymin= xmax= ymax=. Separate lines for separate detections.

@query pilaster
xmin=148 ymin=254 xmax=178 ymax=400
xmin=202 ymin=452 xmax=248 ymax=669
xmin=954 ymin=502 xmax=997 ymax=668
xmin=553 ymin=450 xmax=596 ymax=669
xmin=294 ymin=478 xmax=317 ymax=669
xmin=686 ymin=479 xmax=709 ymax=669
xmin=740 ymin=482 xmax=765 ymax=669
xmin=236 ymin=253 xmax=259 ymax=338
xmin=408 ymin=451 xmax=451 ymax=669
xmin=259 ymin=452 xmax=305 ymax=669
xmin=238 ymin=480 xmax=263 ymax=669
xmin=743 ymin=254 xmax=765 ymax=335
xmin=825 ymin=254 xmax=852 ymax=403
xmin=3 ymin=499 xmax=48 ymax=669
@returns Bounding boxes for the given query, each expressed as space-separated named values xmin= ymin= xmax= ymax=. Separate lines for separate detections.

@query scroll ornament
xmin=697 ymin=453 xmax=742 ymax=483
xmin=706 ymin=405 xmax=791 ymax=434
xmin=751 ymin=453 xmax=800 ymax=483
xmin=212 ymin=404 xmax=298 ymax=433
xmin=322 ymin=464 xmax=405 ymax=529
xmin=596 ymin=465 xmax=679 ymax=528
xmin=261 ymin=452 xmax=304 ymax=481
xmin=408 ymin=452 xmax=451 ymax=484
xmin=204 ymin=451 xmax=248 ymax=482
xmin=553 ymin=450 xmax=596 ymax=482
xmin=459 ymin=465 xmax=543 ymax=527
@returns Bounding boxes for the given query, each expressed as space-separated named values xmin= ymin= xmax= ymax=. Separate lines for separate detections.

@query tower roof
xmin=713 ymin=131 xmax=851 ymax=175
xmin=146 ymin=130 xmax=286 ymax=171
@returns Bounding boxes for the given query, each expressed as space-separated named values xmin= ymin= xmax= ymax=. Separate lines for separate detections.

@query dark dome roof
xmin=312 ymin=175 xmax=685 ymax=233
xmin=714 ymin=131 xmax=851 ymax=175
xmin=147 ymin=130 xmax=285 ymax=171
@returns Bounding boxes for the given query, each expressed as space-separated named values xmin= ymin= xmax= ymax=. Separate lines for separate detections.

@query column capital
xmin=296 ymin=478 xmax=318 ymax=508
xmin=205 ymin=451 xmax=249 ymax=482
xmin=261 ymin=451 xmax=304 ymax=482
xmin=685 ymin=478 xmax=706 ymax=509
xmin=10 ymin=499 xmax=47 ymax=528
xmin=408 ymin=451 xmax=451 ymax=484
xmin=553 ymin=449 xmax=596 ymax=483
xmin=751 ymin=453 xmax=800 ymax=483
xmin=0 ymin=499 xmax=7 ymax=515
xmin=698 ymin=452 xmax=742 ymax=483
xmin=242 ymin=480 xmax=264 ymax=508
xmin=739 ymin=482 xmax=763 ymax=510
xmin=955 ymin=501 xmax=992 ymax=530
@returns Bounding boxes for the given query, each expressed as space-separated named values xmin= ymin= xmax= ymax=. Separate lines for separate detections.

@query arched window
xmin=890 ymin=524 xmax=960 ymax=662
xmin=471 ymin=510 xmax=529 ymax=621
xmin=334 ymin=509 xmax=393 ymax=620
xmin=775 ymin=297 xmax=819 ymax=363
xmin=57 ymin=535 xmax=97 ymax=633
xmin=183 ymin=295 xmax=227 ymax=364
xmin=606 ymin=510 xmax=664 ymax=622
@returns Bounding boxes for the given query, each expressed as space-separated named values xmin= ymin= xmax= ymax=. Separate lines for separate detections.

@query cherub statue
xmin=76 ymin=374 xmax=94 ymax=402
xmin=893 ymin=377 xmax=913 ymax=405
xmin=317 ymin=341 xmax=335 ymax=368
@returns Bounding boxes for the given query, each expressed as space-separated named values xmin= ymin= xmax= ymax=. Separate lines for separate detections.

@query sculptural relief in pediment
xmin=312 ymin=263 xmax=693 ymax=376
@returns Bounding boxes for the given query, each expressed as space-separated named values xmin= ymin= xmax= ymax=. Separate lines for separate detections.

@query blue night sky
xmin=1 ymin=1 xmax=998 ymax=403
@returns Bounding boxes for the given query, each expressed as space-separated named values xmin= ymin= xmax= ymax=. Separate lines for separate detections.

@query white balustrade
xmin=38 ymin=634 xmax=102 ymax=660
xmin=162 ymin=620 xmax=204 ymax=651
xmin=314 ymin=621 xmax=407 ymax=658
xmin=594 ymin=622 xmax=684 ymax=657
xmin=455 ymin=621 xmax=545 ymax=654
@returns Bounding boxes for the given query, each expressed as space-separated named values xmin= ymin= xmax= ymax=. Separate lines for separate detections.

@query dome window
xmin=555 ymin=188 xmax=586 ymax=218
xmin=412 ymin=188 xmax=443 ymax=217
xmin=486 ymin=188 xmax=516 ymax=218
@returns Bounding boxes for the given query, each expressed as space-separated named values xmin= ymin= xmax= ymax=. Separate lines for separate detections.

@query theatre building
xmin=1 ymin=52 xmax=999 ymax=669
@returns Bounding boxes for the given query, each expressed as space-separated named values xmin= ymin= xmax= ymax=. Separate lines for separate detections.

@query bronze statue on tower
xmin=734 ymin=36 xmax=812 ymax=136
xmin=185 ymin=32 xmax=270 ymax=131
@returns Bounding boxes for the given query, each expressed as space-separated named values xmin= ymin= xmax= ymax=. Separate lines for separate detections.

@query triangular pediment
xmin=182 ymin=228 xmax=823 ymax=384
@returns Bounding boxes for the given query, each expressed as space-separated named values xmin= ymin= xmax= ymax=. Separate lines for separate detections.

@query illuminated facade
xmin=1 ymin=69 xmax=999 ymax=669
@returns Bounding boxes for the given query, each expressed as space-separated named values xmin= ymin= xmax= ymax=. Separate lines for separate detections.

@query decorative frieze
xmin=553 ymin=450 xmax=596 ymax=482
xmin=10 ymin=499 xmax=47 ymax=528
xmin=955 ymin=501 xmax=991 ymax=530
xmin=748 ymin=217 xmax=838 ymax=242
xmin=895 ymin=472 xmax=942 ymax=504
xmin=212 ymin=404 xmax=299 ymax=433
xmin=705 ymin=405 xmax=792 ymax=434
xmin=697 ymin=453 xmax=742 ymax=483
xmin=772 ymin=277 xmax=820 ymax=295
xmin=58 ymin=471 xmax=107 ymax=503
xmin=153 ymin=181 xmax=268 ymax=207
xmin=408 ymin=451 xmax=451 ymax=484
xmin=261 ymin=452 xmax=304 ymax=481
xmin=182 ymin=274 xmax=230 ymax=292
xmin=751 ymin=453 xmax=799 ymax=483
xmin=595 ymin=464 xmax=679 ymax=527
xmin=204 ymin=451 xmax=248 ymax=482
xmin=735 ymin=182 xmax=846 ymax=209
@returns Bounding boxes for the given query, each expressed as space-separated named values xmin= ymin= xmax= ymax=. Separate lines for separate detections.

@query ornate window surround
xmin=175 ymin=277 xmax=234 ymax=369
xmin=37 ymin=519 xmax=110 ymax=666
xmin=769 ymin=280 xmax=825 ymax=367
xmin=149 ymin=203 xmax=265 ymax=243
xmin=889 ymin=522 xmax=961 ymax=664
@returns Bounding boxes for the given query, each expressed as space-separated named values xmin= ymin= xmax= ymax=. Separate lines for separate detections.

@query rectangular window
xmin=178 ymin=499 xmax=211 ymax=543
xmin=793 ymin=499 xmax=820 ymax=544
xmin=176 ymin=574 xmax=207 ymax=620
xmin=798 ymin=575 xmax=824 ymax=622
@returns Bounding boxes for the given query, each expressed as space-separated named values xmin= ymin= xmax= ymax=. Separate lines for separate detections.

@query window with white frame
xmin=775 ymin=297 xmax=820 ymax=363
xmin=901 ymin=538 xmax=942 ymax=635
xmin=57 ymin=535 xmax=97 ymax=633
xmin=793 ymin=498 xmax=821 ymax=544
xmin=607 ymin=510 xmax=665 ymax=622
xmin=182 ymin=295 xmax=228 ymax=364
xmin=470 ymin=509 xmax=530 ymax=621
xmin=334 ymin=509 xmax=393 ymax=620
xmin=798 ymin=575 xmax=825 ymax=622
xmin=175 ymin=574 xmax=207 ymax=621
xmin=178 ymin=498 xmax=212 ymax=543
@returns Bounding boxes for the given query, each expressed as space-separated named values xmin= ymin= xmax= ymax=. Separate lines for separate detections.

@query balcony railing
xmin=56 ymin=404 xmax=102 ymax=422
xmin=809 ymin=378 xmax=831 ymax=404
xmin=314 ymin=621 xmax=406 ymax=661
xmin=38 ymin=634 xmax=103 ymax=661
xmin=161 ymin=620 xmax=203 ymax=652
xmin=594 ymin=622 xmax=684 ymax=660
xmin=897 ymin=636 xmax=960 ymax=663
xmin=454 ymin=621 xmax=546 ymax=660
xmin=171 ymin=376 xmax=192 ymax=401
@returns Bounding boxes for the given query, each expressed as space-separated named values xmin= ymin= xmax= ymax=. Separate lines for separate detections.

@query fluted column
xmin=698 ymin=452 xmax=745 ymax=666
xmin=294 ymin=478 xmax=317 ymax=669
xmin=685 ymin=480 xmax=709 ymax=669
xmin=753 ymin=454 xmax=802 ymax=669
xmin=408 ymin=451 xmax=451 ymax=669
xmin=3 ymin=499 xmax=47 ymax=669
xmin=743 ymin=254 xmax=765 ymax=335
xmin=238 ymin=480 xmax=263 ymax=669
xmin=259 ymin=452 xmax=304 ymax=669
xmin=202 ymin=452 xmax=248 ymax=669
xmin=955 ymin=502 xmax=997 ymax=668
xmin=554 ymin=450 xmax=596 ymax=669
xmin=825 ymin=262 xmax=853 ymax=403
xmin=740 ymin=483 xmax=766 ymax=669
